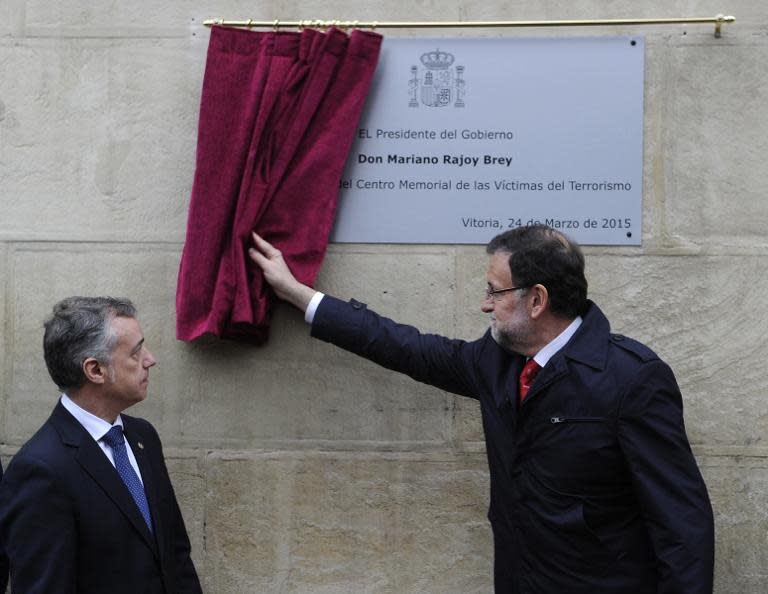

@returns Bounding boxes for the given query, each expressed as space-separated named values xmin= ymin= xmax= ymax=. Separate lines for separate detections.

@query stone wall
xmin=1 ymin=2 xmax=766 ymax=592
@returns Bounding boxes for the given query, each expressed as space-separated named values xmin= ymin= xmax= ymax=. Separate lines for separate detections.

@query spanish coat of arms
xmin=409 ymin=49 xmax=465 ymax=108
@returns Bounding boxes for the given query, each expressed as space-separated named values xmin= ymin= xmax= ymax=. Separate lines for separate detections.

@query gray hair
xmin=43 ymin=296 xmax=137 ymax=392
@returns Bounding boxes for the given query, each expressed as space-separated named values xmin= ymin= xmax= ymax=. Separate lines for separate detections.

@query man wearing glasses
xmin=249 ymin=224 xmax=714 ymax=594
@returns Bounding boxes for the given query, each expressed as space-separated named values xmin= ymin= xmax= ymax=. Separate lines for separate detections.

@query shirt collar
xmin=60 ymin=393 xmax=124 ymax=442
xmin=532 ymin=316 xmax=583 ymax=368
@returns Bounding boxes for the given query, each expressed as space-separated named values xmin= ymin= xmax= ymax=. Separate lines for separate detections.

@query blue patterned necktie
xmin=102 ymin=425 xmax=153 ymax=533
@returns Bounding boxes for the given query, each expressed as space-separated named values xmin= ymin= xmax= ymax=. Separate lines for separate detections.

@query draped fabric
xmin=176 ymin=26 xmax=382 ymax=344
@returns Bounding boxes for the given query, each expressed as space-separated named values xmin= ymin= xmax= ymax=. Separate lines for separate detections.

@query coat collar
xmin=556 ymin=300 xmax=610 ymax=371
xmin=49 ymin=402 xmax=159 ymax=556
xmin=518 ymin=301 xmax=611 ymax=405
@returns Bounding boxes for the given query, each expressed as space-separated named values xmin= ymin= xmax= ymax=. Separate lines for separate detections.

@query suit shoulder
xmin=122 ymin=413 xmax=154 ymax=428
xmin=609 ymin=333 xmax=660 ymax=364
xmin=3 ymin=425 xmax=71 ymax=486
xmin=11 ymin=422 xmax=66 ymax=462
xmin=122 ymin=414 xmax=160 ymax=442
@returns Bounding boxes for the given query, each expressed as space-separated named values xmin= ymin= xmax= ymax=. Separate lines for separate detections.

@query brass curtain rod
xmin=203 ymin=15 xmax=735 ymax=38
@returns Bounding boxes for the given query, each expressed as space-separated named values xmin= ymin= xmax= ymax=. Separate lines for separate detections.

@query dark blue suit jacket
xmin=0 ymin=403 xmax=201 ymax=594
xmin=312 ymin=296 xmax=715 ymax=594
xmin=0 ymin=460 xmax=7 ymax=594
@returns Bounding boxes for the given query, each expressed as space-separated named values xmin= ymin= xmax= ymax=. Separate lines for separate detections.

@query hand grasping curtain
xmin=176 ymin=25 xmax=382 ymax=343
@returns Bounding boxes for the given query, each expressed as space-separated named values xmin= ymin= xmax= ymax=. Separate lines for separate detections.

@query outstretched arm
xmin=251 ymin=234 xmax=482 ymax=398
xmin=248 ymin=232 xmax=317 ymax=312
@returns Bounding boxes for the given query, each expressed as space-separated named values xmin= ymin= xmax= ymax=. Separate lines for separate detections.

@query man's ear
xmin=82 ymin=358 xmax=108 ymax=385
xmin=528 ymin=284 xmax=549 ymax=319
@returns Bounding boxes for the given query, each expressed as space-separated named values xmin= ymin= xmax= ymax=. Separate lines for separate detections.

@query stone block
xmin=203 ymin=451 xmax=492 ymax=593
xmin=0 ymin=39 xmax=201 ymax=243
xmin=662 ymin=41 xmax=768 ymax=249
xmin=4 ymin=243 xmax=182 ymax=442
xmin=0 ymin=0 xmax=23 ymax=37
xmin=165 ymin=452 xmax=207 ymax=573
xmin=454 ymin=246 xmax=491 ymax=341
xmin=465 ymin=0 xmax=636 ymax=23
xmin=0 ymin=243 xmax=7 ymax=442
xmin=641 ymin=41 xmax=673 ymax=248
xmin=700 ymin=454 xmax=768 ymax=594
xmin=317 ymin=245 xmax=458 ymax=335
xmin=23 ymin=3 xmax=193 ymax=36
xmin=175 ymin=354 xmax=452 ymax=447
xmin=588 ymin=254 xmax=768 ymax=448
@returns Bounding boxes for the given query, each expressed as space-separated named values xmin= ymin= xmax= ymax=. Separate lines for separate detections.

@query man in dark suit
xmin=249 ymin=225 xmax=715 ymax=593
xmin=0 ymin=297 xmax=202 ymax=594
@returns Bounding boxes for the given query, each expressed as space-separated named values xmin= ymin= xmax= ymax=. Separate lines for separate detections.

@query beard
xmin=489 ymin=315 xmax=531 ymax=355
xmin=491 ymin=324 xmax=515 ymax=351
xmin=490 ymin=315 xmax=509 ymax=344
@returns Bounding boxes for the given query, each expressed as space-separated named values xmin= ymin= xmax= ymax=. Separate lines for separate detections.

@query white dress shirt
xmin=531 ymin=316 xmax=583 ymax=367
xmin=304 ymin=291 xmax=325 ymax=324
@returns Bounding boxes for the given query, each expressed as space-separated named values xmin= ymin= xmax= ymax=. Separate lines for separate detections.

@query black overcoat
xmin=312 ymin=296 xmax=714 ymax=594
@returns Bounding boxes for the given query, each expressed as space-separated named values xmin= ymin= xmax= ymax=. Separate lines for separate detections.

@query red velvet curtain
xmin=176 ymin=26 xmax=382 ymax=344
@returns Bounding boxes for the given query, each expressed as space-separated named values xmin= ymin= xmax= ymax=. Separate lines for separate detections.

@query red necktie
xmin=519 ymin=359 xmax=541 ymax=403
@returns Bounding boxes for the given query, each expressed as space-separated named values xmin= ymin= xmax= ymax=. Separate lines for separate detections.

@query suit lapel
xmin=50 ymin=403 xmax=158 ymax=556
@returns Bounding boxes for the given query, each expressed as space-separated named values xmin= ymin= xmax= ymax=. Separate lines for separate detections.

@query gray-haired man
xmin=0 ymin=297 xmax=201 ymax=594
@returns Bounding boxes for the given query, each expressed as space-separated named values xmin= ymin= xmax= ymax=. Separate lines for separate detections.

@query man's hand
xmin=248 ymin=232 xmax=316 ymax=312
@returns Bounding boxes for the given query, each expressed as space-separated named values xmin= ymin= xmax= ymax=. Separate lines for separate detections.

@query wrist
xmin=281 ymin=282 xmax=316 ymax=312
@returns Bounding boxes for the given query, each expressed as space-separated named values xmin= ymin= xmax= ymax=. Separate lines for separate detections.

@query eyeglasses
xmin=484 ymin=285 xmax=528 ymax=302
